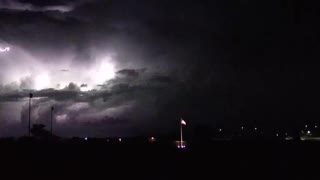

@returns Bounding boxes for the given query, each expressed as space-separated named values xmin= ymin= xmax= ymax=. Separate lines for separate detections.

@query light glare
xmin=92 ymin=57 xmax=115 ymax=84
xmin=34 ymin=73 xmax=50 ymax=90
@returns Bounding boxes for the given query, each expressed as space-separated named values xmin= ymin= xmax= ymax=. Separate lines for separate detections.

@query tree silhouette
xmin=31 ymin=124 xmax=59 ymax=140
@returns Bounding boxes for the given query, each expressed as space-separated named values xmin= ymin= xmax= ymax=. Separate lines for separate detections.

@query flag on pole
xmin=181 ymin=118 xmax=186 ymax=126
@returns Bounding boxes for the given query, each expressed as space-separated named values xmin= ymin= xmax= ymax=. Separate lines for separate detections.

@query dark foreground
xmin=0 ymin=139 xmax=319 ymax=179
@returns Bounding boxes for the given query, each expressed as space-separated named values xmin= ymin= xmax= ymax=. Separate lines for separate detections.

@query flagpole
xmin=180 ymin=123 xmax=183 ymax=147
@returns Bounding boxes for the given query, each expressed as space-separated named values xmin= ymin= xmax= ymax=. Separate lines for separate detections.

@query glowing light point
xmin=119 ymin=138 xmax=122 ymax=142
xmin=84 ymin=137 xmax=88 ymax=141
xmin=149 ymin=137 xmax=156 ymax=143
xmin=219 ymin=129 xmax=222 ymax=132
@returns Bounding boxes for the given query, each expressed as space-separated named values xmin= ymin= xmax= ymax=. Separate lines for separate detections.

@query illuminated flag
xmin=181 ymin=119 xmax=186 ymax=126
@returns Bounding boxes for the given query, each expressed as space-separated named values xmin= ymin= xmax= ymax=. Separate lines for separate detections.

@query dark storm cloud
xmin=149 ymin=75 xmax=174 ymax=84
xmin=36 ymin=89 xmax=80 ymax=101
xmin=18 ymin=0 xmax=76 ymax=7
xmin=116 ymin=69 xmax=140 ymax=78
xmin=0 ymin=65 xmax=185 ymax=136
xmin=64 ymin=82 xmax=80 ymax=91
xmin=0 ymin=0 xmax=315 ymax=137
xmin=0 ymin=0 xmax=68 ymax=12
xmin=0 ymin=0 xmax=225 ymax=136
xmin=0 ymin=0 xmax=90 ymax=12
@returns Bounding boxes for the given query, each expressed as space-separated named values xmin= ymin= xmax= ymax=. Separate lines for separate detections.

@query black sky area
xmin=0 ymin=0 xmax=318 ymax=137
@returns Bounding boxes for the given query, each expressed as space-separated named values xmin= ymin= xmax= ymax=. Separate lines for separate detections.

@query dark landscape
xmin=0 ymin=138 xmax=318 ymax=179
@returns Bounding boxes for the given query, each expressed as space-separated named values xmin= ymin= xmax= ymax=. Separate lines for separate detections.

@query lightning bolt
xmin=0 ymin=47 xmax=10 ymax=52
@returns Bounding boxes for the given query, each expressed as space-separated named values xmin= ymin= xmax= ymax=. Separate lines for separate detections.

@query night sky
xmin=0 ymin=0 xmax=318 ymax=137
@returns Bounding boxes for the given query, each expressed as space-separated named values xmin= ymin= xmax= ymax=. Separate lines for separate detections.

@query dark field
xmin=0 ymin=139 xmax=319 ymax=179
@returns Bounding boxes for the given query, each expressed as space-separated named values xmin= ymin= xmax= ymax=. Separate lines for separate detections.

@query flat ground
xmin=0 ymin=140 xmax=319 ymax=179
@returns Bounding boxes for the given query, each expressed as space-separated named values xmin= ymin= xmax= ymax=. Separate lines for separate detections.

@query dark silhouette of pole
xmin=51 ymin=106 xmax=54 ymax=134
xmin=180 ymin=123 xmax=183 ymax=147
xmin=29 ymin=93 xmax=33 ymax=136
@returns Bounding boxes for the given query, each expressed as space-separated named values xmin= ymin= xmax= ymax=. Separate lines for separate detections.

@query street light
xmin=28 ymin=93 xmax=33 ymax=136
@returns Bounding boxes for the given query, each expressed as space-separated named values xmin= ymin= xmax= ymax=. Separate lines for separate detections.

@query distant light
xmin=285 ymin=133 xmax=288 ymax=136
xmin=177 ymin=144 xmax=186 ymax=149
xmin=276 ymin=134 xmax=279 ymax=137
xmin=149 ymin=137 xmax=156 ymax=143
xmin=307 ymin=131 xmax=311 ymax=134
xmin=106 ymin=139 xmax=110 ymax=142
xmin=254 ymin=128 xmax=257 ymax=131
xmin=119 ymin=138 xmax=122 ymax=142
xmin=315 ymin=125 xmax=318 ymax=128
xmin=84 ymin=137 xmax=88 ymax=141
xmin=219 ymin=129 xmax=222 ymax=132
xmin=305 ymin=125 xmax=308 ymax=128
xmin=241 ymin=127 xmax=244 ymax=130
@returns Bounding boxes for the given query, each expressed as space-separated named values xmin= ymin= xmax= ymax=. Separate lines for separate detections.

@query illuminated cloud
xmin=0 ymin=0 xmax=249 ymax=137
xmin=56 ymin=114 xmax=68 ymax=123
xmin=0 ymin=42 xmax=119 ymax=92
xmin=0 ymin=47 xmax=10 ymax=52
xmin=88 ymin=56 xmax=116 ymax=85
xmin=0 ymin=0 xmax=93 ymax=13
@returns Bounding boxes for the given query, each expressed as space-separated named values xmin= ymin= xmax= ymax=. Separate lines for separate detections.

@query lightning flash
xmin=0 ymin=47 xmax=10 ymax=52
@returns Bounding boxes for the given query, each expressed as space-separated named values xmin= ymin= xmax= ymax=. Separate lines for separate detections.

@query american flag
xmin=181 ymin=118 xmax=186 ymax=125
